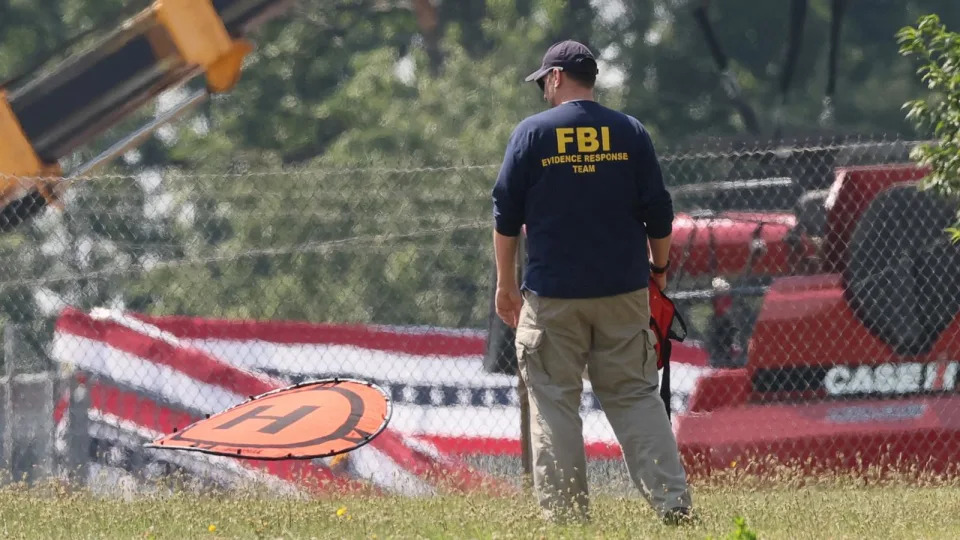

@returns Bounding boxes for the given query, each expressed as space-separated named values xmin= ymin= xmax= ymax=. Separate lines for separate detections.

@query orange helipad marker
xmin=146 ymin=379 xmax=391 ymax=460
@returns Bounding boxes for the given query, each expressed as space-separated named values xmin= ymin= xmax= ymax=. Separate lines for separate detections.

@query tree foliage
xmin=2 ymin=1 xmax=960 ymax=334
xmin=898 ymin=13 xmax=960 ymax=242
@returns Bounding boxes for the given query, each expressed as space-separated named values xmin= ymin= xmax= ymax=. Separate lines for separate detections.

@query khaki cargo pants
xmin=515 ymin=287 xmax=692 ymax=522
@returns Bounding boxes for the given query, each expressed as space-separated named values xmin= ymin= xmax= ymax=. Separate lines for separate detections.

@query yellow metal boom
xmin=0 ymin=0 xmax=292 ymax=231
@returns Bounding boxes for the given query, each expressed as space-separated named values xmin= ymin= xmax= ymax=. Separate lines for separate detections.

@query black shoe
xmin=662 ymin=506 xmax=694 ymax=526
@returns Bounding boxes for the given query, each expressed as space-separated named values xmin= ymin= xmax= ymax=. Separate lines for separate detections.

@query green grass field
xmin=2 ymin=473 xmax=959 ymax=540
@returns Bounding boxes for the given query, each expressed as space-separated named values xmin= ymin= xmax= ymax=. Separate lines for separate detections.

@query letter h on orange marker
xmin=214 ymin=405 xmax=319 ymax=434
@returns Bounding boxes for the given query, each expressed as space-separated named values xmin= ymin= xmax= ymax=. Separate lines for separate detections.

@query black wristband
xmin=651 ymin=260 xmax=670 ymax=274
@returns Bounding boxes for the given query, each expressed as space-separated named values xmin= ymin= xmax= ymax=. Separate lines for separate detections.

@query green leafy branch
xmin=898 ymin=13 xmax=960 ymax=242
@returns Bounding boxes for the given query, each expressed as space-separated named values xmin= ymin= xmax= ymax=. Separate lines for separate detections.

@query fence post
xmin=482 ymin=234 xmax=531 ymax=485
xmin=2 ymin=324 xmax=55 ymax=485
xmin=517 ymin=373 xmax=532 ymax=488
xmin=63 ymin=371 xmax=90 ymax=487
xmin=0 ymin=365 xmax=5 ymax=482
xmin=512 ymin=237 xmax=532 ymax=485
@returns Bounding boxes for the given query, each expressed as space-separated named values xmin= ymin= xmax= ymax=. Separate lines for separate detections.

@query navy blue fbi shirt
xmin=492 ymin=100 xmax=674 ymax=299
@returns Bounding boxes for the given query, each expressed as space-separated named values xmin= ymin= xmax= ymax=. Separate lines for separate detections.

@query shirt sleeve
xmin=491 ymin=124 xmax=533 ymax=237
xmin=634 ymin=123 xmax=674 ymax=239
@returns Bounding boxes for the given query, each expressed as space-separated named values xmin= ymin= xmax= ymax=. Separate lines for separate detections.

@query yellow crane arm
xmin=0 ymin=0 xmax=293 ymax=231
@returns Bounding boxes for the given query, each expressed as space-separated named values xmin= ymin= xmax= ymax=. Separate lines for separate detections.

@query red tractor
xmin=485 ymin=146 xmax=960 ymax=477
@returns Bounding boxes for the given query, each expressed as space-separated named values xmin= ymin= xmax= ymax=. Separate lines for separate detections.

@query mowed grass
xmin=1 ymin=472 xmax=959 ymax=540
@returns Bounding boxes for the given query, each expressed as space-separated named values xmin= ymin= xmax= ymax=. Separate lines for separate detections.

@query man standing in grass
xmin=490 ymin=39 xmax=693 ymax=525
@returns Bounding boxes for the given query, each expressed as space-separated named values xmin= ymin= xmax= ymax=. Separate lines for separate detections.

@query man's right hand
xmin=495 ymin=285 xmax=524 ymax=328
xmin=648 ymin=235 xmax=672 ymax=292
xmin=651 ymin=271 xmax=667 ymax=292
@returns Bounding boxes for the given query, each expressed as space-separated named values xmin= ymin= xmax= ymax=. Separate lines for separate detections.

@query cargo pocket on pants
xmin=515 ymin=325 xmax=546 ymax=381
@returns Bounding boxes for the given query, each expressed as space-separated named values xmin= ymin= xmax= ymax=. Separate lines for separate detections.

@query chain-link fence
xmin=0 ymin=136 xmax=957 ymax=495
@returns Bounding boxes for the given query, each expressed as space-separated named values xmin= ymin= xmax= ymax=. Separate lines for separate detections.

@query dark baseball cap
xmin=524 ymin=40 xmax=599 ymax=84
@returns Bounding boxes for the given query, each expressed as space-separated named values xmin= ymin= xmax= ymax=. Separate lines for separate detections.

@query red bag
xmin=648 ymin=278 xmax=687 ymax=368
xmin=648 ymin=278 xmax=687 ymax=417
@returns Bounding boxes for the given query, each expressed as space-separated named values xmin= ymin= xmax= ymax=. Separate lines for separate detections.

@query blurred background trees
xmin=0 ymin=0 xmax=957 ymax=330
